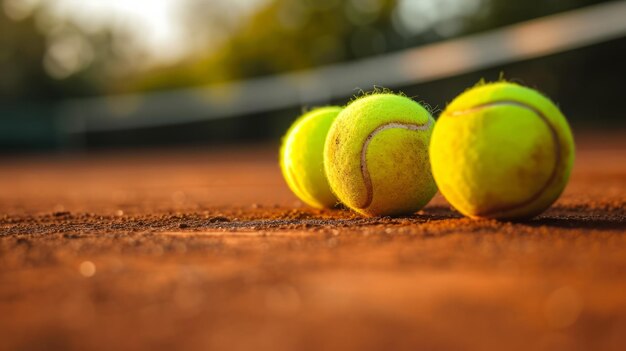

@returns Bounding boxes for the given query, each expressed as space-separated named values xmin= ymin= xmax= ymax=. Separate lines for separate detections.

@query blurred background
xmin=1 ymin=0 xmax=625 ymax=152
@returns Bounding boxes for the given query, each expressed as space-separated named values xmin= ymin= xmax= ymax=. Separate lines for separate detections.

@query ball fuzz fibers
xmin=324 ymin=93 xmax=437 ymax=216
xmin=280 ymin=106 xmax=342 ymax=209
xmin=429 ymin=82 xmax=575 ymax=220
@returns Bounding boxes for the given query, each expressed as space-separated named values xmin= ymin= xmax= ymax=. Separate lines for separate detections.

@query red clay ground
xmin=0 ymin=133 xmax=625 ymax=351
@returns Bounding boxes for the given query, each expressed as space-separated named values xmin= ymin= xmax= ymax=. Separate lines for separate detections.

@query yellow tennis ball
xmin=280 ymin=106 xmax=342 ymax=209
xmin=324 ymin=93 xmax=437 ymax=216
xmin=430 ymin=82 xmax=575 ymax=220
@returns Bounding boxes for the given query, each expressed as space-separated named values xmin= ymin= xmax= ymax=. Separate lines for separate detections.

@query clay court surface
xmin=0 ymin=132 xmax=624 ymax=351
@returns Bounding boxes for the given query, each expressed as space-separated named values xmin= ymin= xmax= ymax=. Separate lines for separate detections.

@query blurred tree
xmin=0 ymin=1 xmax=139 ymax=100
xmin=0 ymin=8 xmax=56 ymax=100
xmin=132 ymin=0 xmax=400 ymax=91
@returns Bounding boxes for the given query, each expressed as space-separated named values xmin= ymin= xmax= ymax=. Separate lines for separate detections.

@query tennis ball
xmin=324 ymin=93 xmax=437 ymax=216
xmin=430 ymin=82 xmax=575 ymax=220
xmin=280 ymin=106 xmax=342 ymax=209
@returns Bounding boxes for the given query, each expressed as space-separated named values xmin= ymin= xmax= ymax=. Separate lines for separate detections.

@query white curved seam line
xmin=449 ymin=100 xmax=543 ymax=116
xmin=358 ymin=118 xmax=433 ymax=210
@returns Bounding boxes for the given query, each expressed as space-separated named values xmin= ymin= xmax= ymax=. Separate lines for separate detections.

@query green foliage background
xmin=0 ymin=0 xmax=612 ymax=99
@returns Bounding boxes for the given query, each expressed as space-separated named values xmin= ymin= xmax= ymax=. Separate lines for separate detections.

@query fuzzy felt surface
xmin=280 ymin=106 xmax=342 ymax=209
xmin=324 ymin=93 xmax=437 ymax=216
xmin=430 ymin=82 xmax=575 ymax=220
